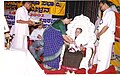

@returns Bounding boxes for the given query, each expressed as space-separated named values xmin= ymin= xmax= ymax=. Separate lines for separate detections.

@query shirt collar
xmin=103 ymin=8 xmax=112 ymax=15
xmin=102 ymin=8 xmax=112 ymax=17
xmin=22 ymin=6 xmax=28 ymax=12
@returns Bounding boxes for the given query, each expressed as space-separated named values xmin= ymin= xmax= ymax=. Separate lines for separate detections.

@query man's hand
xmin=96 ymin=33 xmax=100 ymax=40
xmin=96 ymin=26 xmax=109 ymax=40
xmin=27 ymin=20 xmax=34 ymax=25
xmin=37 ymin=34 xmax=42 ymax=39
xmin=17 ymin=20 xmax=34 ymax=26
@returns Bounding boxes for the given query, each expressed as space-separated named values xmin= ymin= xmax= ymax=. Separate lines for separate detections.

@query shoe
xmin=38 ymin=60 xmax=43 ymax=64
xmin=35 ymin=58 xmax=43 ymax=64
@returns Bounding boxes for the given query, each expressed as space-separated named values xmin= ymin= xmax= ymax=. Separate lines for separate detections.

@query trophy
xmin=30 ymin=18 xmax=42 ymax=26
xmin=34 ymin=20 xmax=42 ymax=25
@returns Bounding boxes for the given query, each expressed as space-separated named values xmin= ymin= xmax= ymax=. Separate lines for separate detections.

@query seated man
xmin=29 ymin=22 xmax=45 ymax=63
xmin=68 ymin=28 xmax=85 ymax=54
xmin=62 ymin=28 xmax=86 ymax=71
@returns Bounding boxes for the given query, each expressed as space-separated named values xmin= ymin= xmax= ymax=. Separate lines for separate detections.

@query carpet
xmin=37 ymin=56 xmax=86 ymax=74
xmin=37 ymin=60 xmax=116 ymax=74
xmin=88 ymin=65 xmax=116 ymax=74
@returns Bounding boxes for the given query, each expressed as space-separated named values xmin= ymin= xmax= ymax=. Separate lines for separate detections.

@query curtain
xmin=65 ymin=1 xmax=99 ymax=24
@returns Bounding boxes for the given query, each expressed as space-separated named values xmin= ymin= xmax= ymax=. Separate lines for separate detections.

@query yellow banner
xmin=4 ymin=1 xmax=66 ymax=16
xmin=109 ymin=0 xmax=120 ymax=6
xmin=111 ymin=41 xmax=120 ymax=66
xmin=38 ymin=1 xmax=66 ymax=16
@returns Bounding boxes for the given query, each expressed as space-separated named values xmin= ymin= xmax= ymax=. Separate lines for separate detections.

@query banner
xmin=4 ymin=1 xmax=66 ymax=16
xmin=39 ymin=1 xmax=66 ymax=16
xmin=109 ymin=0 xmax=120 ymax=6
xmin=4 ymin=10 xmax=58 ymax=27
xmin=29 ymin=12 xmax=58 ymax=27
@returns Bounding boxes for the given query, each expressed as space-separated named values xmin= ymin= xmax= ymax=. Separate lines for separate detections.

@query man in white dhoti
xmin=93 ymin=1 xmax=116 ymax=73
xmin=11 ymin=1 xmax=34 ymax=49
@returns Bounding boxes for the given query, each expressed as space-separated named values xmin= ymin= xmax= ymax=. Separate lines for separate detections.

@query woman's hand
xmin=37 ymin=34 xmax=42 ymax=39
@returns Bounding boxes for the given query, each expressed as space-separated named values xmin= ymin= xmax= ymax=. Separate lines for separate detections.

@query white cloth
xmin=78 ymin=34 xmax=95 ymax=70
xmin=98 ymin=8 xmax=115 ymax=43
xmin=79 ymin=48 xmax=92 ymax=69
xmin=0 ymin=48 xmax=44 ymax=77
xmin=10 ymin=25 xmax=15 ymax=36
xmin=93 ymin=8 xmax=116 ymax=73
xmin=14 ymin=6 xmax=29 ymax=36
xmin=29 ymin=28 xmax=45 ymax=41
xmin=69 ymin=33 xmax=88 ymax=52
xmin=4 ymin=16 xmax=9 ymax=33
xmin=11 ymin=6 xmax=30 ymax=49
xmin=12 ymin=34 xmax=28 ymax=49
xmin=68 ymin=33 xmax=94 ymax=70
xmin=94 ymin=41 xmax=113 ymax=73
xmin=75 ymin=33 xmax=88 ymax=46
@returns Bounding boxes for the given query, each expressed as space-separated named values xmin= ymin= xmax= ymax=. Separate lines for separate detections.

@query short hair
xmin=60 ymin=13 xmax=73 ymax=19
xmin=99 ymin=0 xmax=113 ymax=7
xmin=22 ymin=1 xmax=32 ymax=5
xmin=76 ymin=28 xmax=82 ymax=33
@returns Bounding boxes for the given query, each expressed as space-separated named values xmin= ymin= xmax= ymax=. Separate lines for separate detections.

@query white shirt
xmin=98 ymin=8 xmax=116 ymax=42
xmin=29 ymin=28 xmax=45 ymax=41
xmin=75 ymin=33 xmax=88 ymax=47
xmin=14 ymin=6 xmax=30 ymax=36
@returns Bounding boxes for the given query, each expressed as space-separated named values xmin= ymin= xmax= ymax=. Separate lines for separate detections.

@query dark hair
xmin=99 ymin=0 xmax=113 ymax=7
xmin=61 ymin=13 xmax=73 ymax=19
xmin=35 ymin=20 xmax=43 ymax=26
xmin=22 ymin=1 xmax=32 ymax=5
xmin=76 ymin=28 xmax=82 ymax=33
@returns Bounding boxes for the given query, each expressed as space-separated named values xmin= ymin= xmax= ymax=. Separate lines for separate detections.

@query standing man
xmin=12 ymin=1 xmax=34 ymax=49
xmin=93 ymin=0 xmax=116 ymax=73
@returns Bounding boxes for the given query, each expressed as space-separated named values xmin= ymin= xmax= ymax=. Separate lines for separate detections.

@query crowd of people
xmin=4 ymin=0 xmax=118 ymax=74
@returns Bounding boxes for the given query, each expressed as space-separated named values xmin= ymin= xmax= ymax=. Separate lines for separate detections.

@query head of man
xmin=37 ymin=21 xmax=44 ymax=29
xmin=75 ymin=28 xmax=82 ymax=37
xmin=38 ymin=24 xmax=43 ymax=29
xmin=99 ymin=0 xmax=113 ymax=11
xmin=22 ymin=1 xmax=32 ymax=10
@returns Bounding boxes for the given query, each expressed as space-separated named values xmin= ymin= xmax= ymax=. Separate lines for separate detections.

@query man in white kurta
xmin=93 ymin=1 xmax=116 ymax=73
xmin=12 ymin=2 xmax=34 ymax=49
